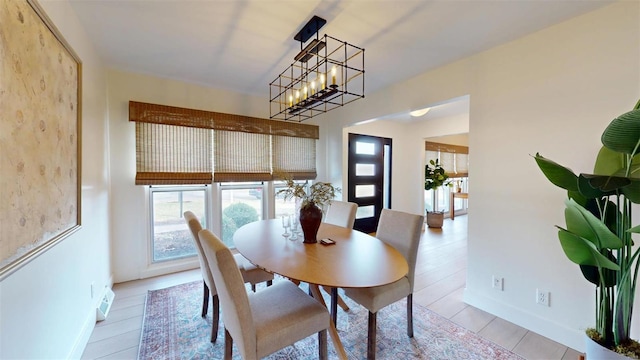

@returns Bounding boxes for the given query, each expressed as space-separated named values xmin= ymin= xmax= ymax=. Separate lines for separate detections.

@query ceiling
xmin=68 ymin=0 xmax=612 ymax=121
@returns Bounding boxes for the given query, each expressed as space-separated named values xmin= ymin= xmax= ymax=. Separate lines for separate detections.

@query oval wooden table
xmin=234 ymin=219 xmax=408 ymax=360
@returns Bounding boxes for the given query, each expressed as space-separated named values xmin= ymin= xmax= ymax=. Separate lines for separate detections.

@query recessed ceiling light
xmin=409 ymin=107 xmax=431 ymax=117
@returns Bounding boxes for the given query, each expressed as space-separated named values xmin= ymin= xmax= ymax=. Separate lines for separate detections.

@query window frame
xmin=147 ymin=184 xmax=211 ymax=265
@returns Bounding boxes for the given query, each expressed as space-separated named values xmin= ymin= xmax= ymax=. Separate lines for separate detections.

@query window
xmin=149 ymin=186 xmax=207 ymax=262
xmin=220 ymin=182 xmax=263 ymax=247
xmin=130 ymin=102 xmax=320 ymax=262
xmin=274 ymin=180 xmax=308 ymax=219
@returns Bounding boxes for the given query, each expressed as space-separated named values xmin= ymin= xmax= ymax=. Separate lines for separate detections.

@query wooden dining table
xmin=233 ymin=219 xmax=408 ymax=360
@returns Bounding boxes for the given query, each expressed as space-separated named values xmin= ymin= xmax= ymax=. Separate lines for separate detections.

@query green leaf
xmin=578 ymin=174 xmax=611 ymax=199
xmin=582 ymin=174 xmax=630 ymax=192
xmin=594 ymin=146 xmax=626 ymax=176
xmin=580 ymin=261 xmax=618 ymax=287
xmin=564 ymin=198 xmax=623 ymax=250
xmin=533 ymin=153 xmax=579 ymax=191
xmin=557 ymin=228 xmax=620 ymax=270
xmin=601 ymin=109 xmax=640 ymax=155
xmin=622 ymin=180 xmax=640 ymax=204
xmin=627 ymin=224 xmax=640 ymax=234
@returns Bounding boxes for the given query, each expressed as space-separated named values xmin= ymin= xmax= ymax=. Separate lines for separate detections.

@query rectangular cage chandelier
xmin=269 ymin=16 xmax=365 ymax=122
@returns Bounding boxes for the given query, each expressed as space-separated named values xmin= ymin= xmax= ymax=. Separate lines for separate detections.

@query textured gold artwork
xmin=0 ymin=0 xmax=81 ymax=279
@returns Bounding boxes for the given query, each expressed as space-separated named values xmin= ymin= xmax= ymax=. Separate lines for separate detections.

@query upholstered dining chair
xmin=343 ymin=208 xmax=424 ymax=360
xmin=322 ymin=200 xmax=358 ymax=314
xmin=324 ymin=200 xmax=358 ymax=229
xmin=198 ymin=228 xmax=330 ymax=360
xmin=184 ymin=211 xmax=274 ymax=343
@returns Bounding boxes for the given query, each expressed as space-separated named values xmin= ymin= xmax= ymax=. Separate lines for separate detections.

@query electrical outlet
xmin=492 ymin=276 xmax=503 ymax=291
xmin=536 ymin=289 xmax=550 ymax=306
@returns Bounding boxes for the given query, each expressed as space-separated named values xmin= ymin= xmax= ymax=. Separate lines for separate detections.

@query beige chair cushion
xmin=251 ymin=281 xmax=329 ymax=358
xmin=344 ymin=277 xmax=410 ymax=313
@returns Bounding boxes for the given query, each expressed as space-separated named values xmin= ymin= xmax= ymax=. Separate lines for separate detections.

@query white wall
xmin=107 ymin=70 xmax=271 ymax=283
xmin=313 ymin=1 xmax=639 ymax=351
xmin=0 ymin=1 xmax=110 ymax=358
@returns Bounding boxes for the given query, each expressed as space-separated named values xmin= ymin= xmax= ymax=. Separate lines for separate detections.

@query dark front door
xmin=347 ymin=133 xmax=392 ymax=233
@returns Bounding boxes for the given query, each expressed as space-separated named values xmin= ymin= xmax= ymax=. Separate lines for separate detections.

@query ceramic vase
xmin=299 ymin=203 xmax=322 ymax=243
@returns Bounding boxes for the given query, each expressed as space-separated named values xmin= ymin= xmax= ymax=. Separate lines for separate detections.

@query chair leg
xmin=318 ymin=329 xmax=327 ymax=360
xmin=407 ymin=293 xmax=414 ymax=338
xmin=251 ymin=283 xmax=256 ymax=292
xmin=202 ymin=281 xmax=209 ymax=317
xmin=330 ymin=287 xmax=338 ymax=325
xmin=211 ymin=294 xmax=220 ymax=343
xmin=267 ymin=280 xmax=273 ymax=287
xmin=367 ymin=311 xmax=377 ymax=360
xmin=323 ymin=286 xmax=349 ymax=311
xmin=224 ymin=328 xmax=233 ymax=360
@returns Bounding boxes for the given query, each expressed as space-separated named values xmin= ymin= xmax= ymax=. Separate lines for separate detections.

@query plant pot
xmin=300 ymin=203 xmax=322 ymax=243
xmin=585 ymin=333 xmax=633 ymax=360
xmin=426 ymin=211 xmax=444 ymax=228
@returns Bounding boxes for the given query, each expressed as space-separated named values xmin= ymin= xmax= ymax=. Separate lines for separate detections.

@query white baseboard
xmin=463 ymin=288 xmax=585 ymax=352
xmin=68 ymin=305 xmax=97 ymax=359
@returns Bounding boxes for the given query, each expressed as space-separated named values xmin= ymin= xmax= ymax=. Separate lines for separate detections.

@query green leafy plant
xmin=277 ymin=177 xmax=340 ymax=210
xmin=222 ymin=203 xmax=258 ymax=244
xmin=534 ymin=99 xmax=640 ymax=357
xmin=424 ymin=158 xmax=452 ymax=212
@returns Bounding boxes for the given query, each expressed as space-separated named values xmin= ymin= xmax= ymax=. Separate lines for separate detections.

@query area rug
xmin=138 ymin=280 xmax=524 ymax=360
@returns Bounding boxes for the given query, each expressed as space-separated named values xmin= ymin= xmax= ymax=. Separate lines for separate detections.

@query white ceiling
xmin=68 ymin=0 xmax=613 ymax=121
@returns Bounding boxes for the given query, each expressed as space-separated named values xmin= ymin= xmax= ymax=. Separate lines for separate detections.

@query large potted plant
xmin=425 ymin=158 xmax=452 ymax=228
xmin=277 ymin=177 xmax=339 ymax=243
xmin=534 ymin=99 xmax=640 ymax=359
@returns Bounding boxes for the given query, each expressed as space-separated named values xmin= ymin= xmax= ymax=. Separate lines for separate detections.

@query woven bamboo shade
xmin=130 ymin=101 xmax=318 ymax=185
xmin=425 ymin=141 xmax=469 ymax=178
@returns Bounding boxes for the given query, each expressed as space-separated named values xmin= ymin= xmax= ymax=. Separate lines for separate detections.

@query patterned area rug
xmin=138 ymin=280 xmax=524 ymax=360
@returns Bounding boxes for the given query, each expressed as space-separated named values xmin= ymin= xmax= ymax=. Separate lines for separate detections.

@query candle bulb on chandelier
xmin=331 ymin=66 xmax=337 ymax=86
xmin=303 ymin=85 xmax=308 ymax=100
xmin=295 ymin=90 xmax=300 ymax=104
xmin=289 ymin=94 xmax=293 ymax=107
xmin=320 ymin=74 xmax=326 ymax=90
xmin=311 ymin=80 xmax=316 ymax=95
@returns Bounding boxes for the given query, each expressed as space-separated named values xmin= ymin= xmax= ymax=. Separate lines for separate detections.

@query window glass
xmin=355 ymin=163 xmax=375 ymax=176
xmin=355 ymin=184 xmax=375 ymax=198
xmin=355 ymin=141 xmax=375 ymax=155
xmin=150 ymin=186 xmax=205 ymax=262
xmin=355 ymin=205 xmax=375 ymax=219
xmin=274 ymin=180 xmax=308 ymax=219
xmin=220 ymin=183 xmax=263 ymax=247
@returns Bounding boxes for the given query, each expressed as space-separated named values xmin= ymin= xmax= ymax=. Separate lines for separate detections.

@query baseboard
xmin=68 ymin=274 xmax=114 ymax=359
xmin=68 ymin=305 xmax=97 ymax=359
xmin=463 ymin=288 xmax=585 ymax=352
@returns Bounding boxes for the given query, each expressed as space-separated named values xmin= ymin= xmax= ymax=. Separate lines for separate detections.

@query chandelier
xmin=269 ymin=16 xmax=365 ymax=122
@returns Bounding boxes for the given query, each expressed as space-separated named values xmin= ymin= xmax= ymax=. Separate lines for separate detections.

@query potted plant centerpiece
xmin=425 ymin=158 xmax=452 ymax=228
xmin=534 ymin=99 xmax=640 ymax=359
xmin=277 ymin=177 xmax=339 ymax=244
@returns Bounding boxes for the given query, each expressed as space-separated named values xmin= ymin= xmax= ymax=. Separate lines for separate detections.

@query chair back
xmin=324 ymin=200 xmax=358 ymax=228
xmin=184 ymin=211 xmax=216 ymax=294
xmin=375 ymin=209 xmax=424 ymax=290
xmin=199 ymin=229 xmax=256 ymax=359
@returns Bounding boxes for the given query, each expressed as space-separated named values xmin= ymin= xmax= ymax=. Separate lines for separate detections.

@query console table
xmin=450 ymin=192 xmax=468 ymax=220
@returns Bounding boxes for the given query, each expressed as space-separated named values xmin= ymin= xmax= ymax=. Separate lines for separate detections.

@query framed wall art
xmin=0 ymin=0 xmax=82 ymax=280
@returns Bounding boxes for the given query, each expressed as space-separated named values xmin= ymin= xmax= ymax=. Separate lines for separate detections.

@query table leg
xmin=450 ymin=192 xmax=455 ymax=220
xmin=309 ymin=284 xmax=348 ymax=360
